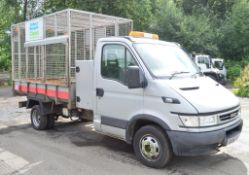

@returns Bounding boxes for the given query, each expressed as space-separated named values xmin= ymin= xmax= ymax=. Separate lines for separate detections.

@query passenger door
xmin=95 ymin=43 xmax=143 ymax=139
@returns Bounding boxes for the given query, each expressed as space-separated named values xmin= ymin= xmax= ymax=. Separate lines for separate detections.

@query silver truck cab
xmin=76 ymin=33 xmax=242 ymax=168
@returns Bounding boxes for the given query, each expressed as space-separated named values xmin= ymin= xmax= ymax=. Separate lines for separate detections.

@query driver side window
xmin=101 ymin=44 xmax=137 ymax=85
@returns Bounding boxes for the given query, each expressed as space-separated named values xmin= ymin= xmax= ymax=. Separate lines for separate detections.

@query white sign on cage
xmin=25 ymin=18 xmax=44 ymax=42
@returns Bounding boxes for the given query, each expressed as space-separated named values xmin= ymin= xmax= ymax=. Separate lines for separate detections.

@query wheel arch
xmin=27 ymin=99 xmax=39 ymax=109
xmin=125 ymin=114 xmax=171 ymax=144
xmin=27 ymin=98 xmax=62 ymax=116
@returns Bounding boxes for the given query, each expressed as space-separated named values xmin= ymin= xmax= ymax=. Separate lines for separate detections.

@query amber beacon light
xmin=129 ymin=31 xmax=159 ymax=40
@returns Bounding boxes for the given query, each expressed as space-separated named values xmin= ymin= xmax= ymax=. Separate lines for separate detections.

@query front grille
xmin=219 ymin=110 xmax=239 ymax=122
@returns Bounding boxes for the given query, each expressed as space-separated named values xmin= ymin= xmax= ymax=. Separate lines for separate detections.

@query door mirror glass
xmin=127 ymin=66 xmax=146 ymax=89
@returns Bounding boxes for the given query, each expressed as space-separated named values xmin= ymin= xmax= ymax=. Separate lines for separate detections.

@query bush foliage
xmin=224 ymin=60 xmax=241 ymax=83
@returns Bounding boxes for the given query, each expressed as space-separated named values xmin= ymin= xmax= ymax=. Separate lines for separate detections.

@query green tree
xmin=220 ymin=0 xmax=249 ymax=59
xmin=0 ymin=0 xmax=17 ymax=71
xmin=43 ymin=0 xmax=154 ymax=30
xmin=150 ymin=0 xmax=182 ymax=41
xmin=175 ymin=0 xmax=235 ymax=18
xmin=151 ymin=0 xmax=218 ymax=55
xmin=178 ymin=14 xmax=218 ymax=55
xmin=175 ymin=0 xmax=208 ymax=15
xmin=207 ymin=0 xmax=235 ymax=19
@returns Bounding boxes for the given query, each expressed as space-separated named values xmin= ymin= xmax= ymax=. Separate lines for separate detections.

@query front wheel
xmin=133 ymin=125 xmax=173 ymax=168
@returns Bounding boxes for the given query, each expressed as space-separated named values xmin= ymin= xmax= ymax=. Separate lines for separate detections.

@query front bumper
xmin=167 ymin=119 xmax=243 ymax=156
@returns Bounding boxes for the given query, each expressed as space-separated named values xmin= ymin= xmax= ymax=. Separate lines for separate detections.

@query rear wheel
xmin=46 ymin=115 xmax=55 ymax=129
xmin=133 ymin=125 xmax=173 ymax=168
xmin=30 ymin=105 xmax=48 ymax=130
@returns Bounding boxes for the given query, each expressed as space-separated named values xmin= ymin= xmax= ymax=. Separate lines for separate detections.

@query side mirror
xmin=127 ymin=66 xmax=147 ymax=89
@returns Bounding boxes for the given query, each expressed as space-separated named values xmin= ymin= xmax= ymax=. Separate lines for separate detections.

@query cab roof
xmin=98 ymin=36 xmax=178 ymax=47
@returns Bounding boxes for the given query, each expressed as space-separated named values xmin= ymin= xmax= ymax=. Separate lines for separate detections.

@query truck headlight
xmin=179 ymin=115 xmax=218 ymax=127
xmin=179 ymin=116 xmax=199 ymax=127
xmin=199 ymin=115 xmax=218 ymax=126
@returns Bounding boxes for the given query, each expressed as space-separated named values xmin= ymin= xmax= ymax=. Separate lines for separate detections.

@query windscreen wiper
xmin=169 ymin=71 xmax=190 ymax=80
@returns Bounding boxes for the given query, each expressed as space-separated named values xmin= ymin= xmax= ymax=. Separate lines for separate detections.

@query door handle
xmin=96 ymin=88 xmax=104 ymax=97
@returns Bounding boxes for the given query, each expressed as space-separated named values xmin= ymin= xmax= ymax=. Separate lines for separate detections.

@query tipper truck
xmin=12 ymin=9 xmax=243 ymax=168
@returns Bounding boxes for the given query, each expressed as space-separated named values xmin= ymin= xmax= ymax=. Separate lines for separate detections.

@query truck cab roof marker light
xmin=129 ymin=31 xmax=159 ymax=40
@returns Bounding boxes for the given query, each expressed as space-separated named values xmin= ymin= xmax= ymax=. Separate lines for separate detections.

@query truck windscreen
xmin=134 ymin=43 xmax=199 ymax=78
xmin=213 ymin=61 xmax=223 ymax=69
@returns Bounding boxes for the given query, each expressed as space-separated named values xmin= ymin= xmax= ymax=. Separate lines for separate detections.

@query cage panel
xmin=27 ymin=47 xmax=35 ymax=79
xmin=11 ymin=9 xmax=133 ymax=87
xmin=45 ymin=43 xmax=67 ymax=85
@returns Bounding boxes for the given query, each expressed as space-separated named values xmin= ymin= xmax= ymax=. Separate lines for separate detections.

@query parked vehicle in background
xmin=212 ymin=58 xmax=227 ymax=82
xmin=12 ymin=9 xmax=242 ymax=168
xmin=193 ymin=54 xmax=226 ymax=84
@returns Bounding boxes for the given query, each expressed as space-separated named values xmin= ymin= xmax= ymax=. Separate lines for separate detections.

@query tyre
xmin=46 ymin=115 xmax=55 ymax=129
xmin=133 ymin=125 xmax=173 ymax=168
xmin=30 ymin=105 xmax=48 ymax=130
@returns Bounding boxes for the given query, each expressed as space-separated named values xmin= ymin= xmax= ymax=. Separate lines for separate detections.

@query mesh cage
xmin=12 ymin=25 xmax=19 ymax=79
xmin=11 ymin=9 xmax=133 ymax=86
xmin=45 ymin=43 xmax=66 ymax=85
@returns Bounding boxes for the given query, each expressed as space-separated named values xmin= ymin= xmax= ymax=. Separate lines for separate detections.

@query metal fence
xmin=12 ymin=9 xmax=133 ymax=86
